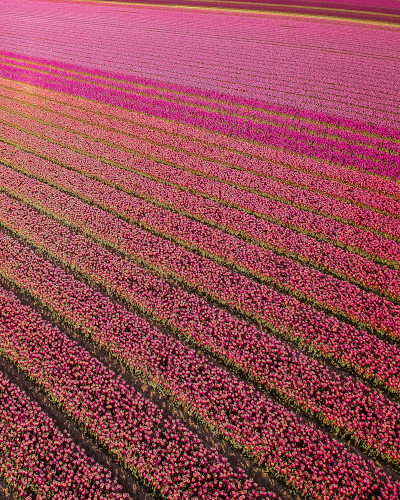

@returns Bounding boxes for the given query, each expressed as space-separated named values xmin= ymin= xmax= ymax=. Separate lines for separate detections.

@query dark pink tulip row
xmin=3 ymin=92 xmax=400 ymax=231
xmin=2 ymin=209 xmax=400 ymax=472
xmin=0 ymin=61 xmax=399 ymax=178
xmin=0 ymin=285 xmax=274 ymax=500
xmin=2 ymin=77 xmax=399 ymax=202
xmin=0 ymin=369 xmax=130 ymax=500
xmin=1 ymin=167 xmax=400 ymax=399
xmin=2 ymin=135 xmax=400 ymax=343
xmin=3 ymin=52 xmax=400 ymax=159
xmin=1 ymin=85 xmax=397 ymax=219
xmin=1 ymin=277 xmax=400 ymax=499
xmin=1 ymin=49 xmax=399 ymax=143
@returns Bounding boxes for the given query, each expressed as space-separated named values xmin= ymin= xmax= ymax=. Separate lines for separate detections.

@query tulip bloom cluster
xmin=0 ymin=285 xmax=273 ymax=500
xmin=0 ymin=51 xmax=399 ymax=177
xmin=2 ymin=91 xmax=400 ymax=234
xmin=2 ymin=80 xmax=400 ymax=269
xmin=2 ymin=120 xmax=400 ymax=273
xmin=2 ymin=90 xmax=400 ymax=251
xmin=1 ymin=135 xmax=399 ymax=343
xmin=1 ymin=211 xmax=400 ymax=477
xmin=0 ymin=370 xmax=130 ymax=500
xmin=0 ymin=176 xmax=400 ymax=401
xmin=2 ymin=78 xmax=398 ymax=201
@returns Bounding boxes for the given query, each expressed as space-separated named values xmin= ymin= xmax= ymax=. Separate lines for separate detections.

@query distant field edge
xmin=28 ymin=0 xmax=400 ymax=26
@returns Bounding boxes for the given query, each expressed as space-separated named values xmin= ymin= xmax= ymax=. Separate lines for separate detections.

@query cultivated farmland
xmin=0 ymin=0 xmax=399 ymax=499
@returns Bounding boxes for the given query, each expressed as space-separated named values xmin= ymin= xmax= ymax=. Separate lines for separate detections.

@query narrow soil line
xmin=0 ymin=480 xmax=14 ymax=500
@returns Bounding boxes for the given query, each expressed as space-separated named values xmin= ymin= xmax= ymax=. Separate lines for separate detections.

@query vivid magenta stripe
xmin=1 ymin=88 xmax=397 ymax=218
xmin=4 ymin=52 xmax=400 ymax=160
xmin=3 ymin=55 xmax=398 ymax=158
xmin=1 ymin=47 xmax=399 ymax=140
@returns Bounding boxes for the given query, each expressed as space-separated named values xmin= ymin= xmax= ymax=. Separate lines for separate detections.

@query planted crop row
xmin=0 ymin=284 xmax=273 ymax=500
xmin=3 ymin=55 xmax=400 ymax=172
xmin=0 ymin=60 xmax=399 ymax=178
xmin=1 ymin=166 xmax=400 ymax=400
xmin=1 ymin=205 xmax=400 ymax=473
xmin=0 ymin=86 xmax=399 ymax=230
xmin=0 ymin=368 xmax=130 ymax=500
xmin=1 ymin=135 xmax=400 ymax=343
xmin=3 ymin=93 xmax=400 ymax=234
xmin=2 ymin=77 xmax=398 ymax=203
xmin=1 ymin=232 xmax=400 ymax=499
xmin=3 ymin=105 xmax=400 ymax=286
xmin=2 ymin=86 xmax=398 ymax=221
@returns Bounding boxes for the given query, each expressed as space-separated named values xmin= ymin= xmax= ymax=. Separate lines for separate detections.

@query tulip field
xmin=0 ymin=0 xmax=399 ymax=499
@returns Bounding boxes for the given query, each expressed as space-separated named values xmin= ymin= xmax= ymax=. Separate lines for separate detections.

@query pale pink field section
xmin=1 ymin=0 xmax=399 ymax=128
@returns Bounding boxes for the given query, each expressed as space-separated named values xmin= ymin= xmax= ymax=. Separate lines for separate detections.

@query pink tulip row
xmin=3 ymin=91 xmax=400 ymax=233
xmin=2 ymin=135 xmax=400 ymax=344
xmin=4 ymin=53 xmax=400 ymax=160
xmin=1 ymin=59 xmax=400 ymax=177
xmin=1 ymin=205 xmax=400 ymax=473
xmin=1 ymin=230 xmax=400 ymax=499
xmin=0 ymin=285 xmax=274 ymax=500
xmin=1 ymin=48 xmax=399 ymax=143
xmin=4 ymin=56 xmax=396 ymax=149
xmin=0 ymin=369 xmax=130 ymax=500
xmin=3 ymin=1 xmax=399 ymax=129
xmin=1 ymin=85 xmax=397 ymax=221
xmin=1 ymin=166 xmax=400 ymax=401
xmin=0 ymin=61 xmax=399 ymax=179
xmin=0 ymin=86 xmax=399 ymax=232
xmin=3 ymin=76 xmax=399 ymax=203
xmin=0 ymin=281 xmax=399 ymax=500
xmin=3 ymin=103 xmax=400 ymax=273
